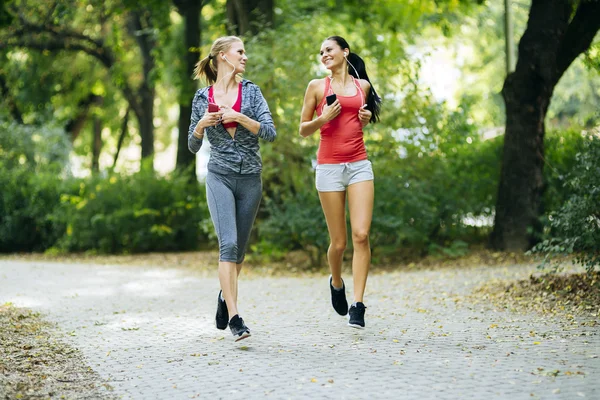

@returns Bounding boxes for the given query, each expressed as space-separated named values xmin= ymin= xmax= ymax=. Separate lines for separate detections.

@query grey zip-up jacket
xmin=188 ymin=80 xmax=276 ymax=175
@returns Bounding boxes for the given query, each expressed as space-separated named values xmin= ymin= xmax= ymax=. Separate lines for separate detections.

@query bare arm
xmin=299 ymin=79 xmax=341 ymax=137
xmin=357 ymin=80 xmax=372 ymax=128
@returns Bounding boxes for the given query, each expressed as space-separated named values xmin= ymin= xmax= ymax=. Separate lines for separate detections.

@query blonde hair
xmin=193 ymin=36 xmax=243 ymax=84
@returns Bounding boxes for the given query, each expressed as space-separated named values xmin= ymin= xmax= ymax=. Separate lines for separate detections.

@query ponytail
xmin=193 ymin=54 xmax=217 ymax=84
xmin=193 ymin=36 xmax=242 ymax=85
xmin=326 ymin=35 xmax=381 ymax=123
xmin=347 ymin=52 xmax=381 ymax=123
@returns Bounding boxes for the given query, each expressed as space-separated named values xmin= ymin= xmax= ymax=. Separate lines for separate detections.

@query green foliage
xmin=0 ymin=119 xmax=70 ymax=172
xmin=0 ymin=117 xmax=215 ymax=254
xmin=257 ymin=191 xmax=329 ymax=267
xmin=0 ymin=168 xmax=66 ymax=252
xmin=1 ymin=0 xmax=597 ymax=265
xmin=0 ymin=120 xmax=70 ymax=252
xmin=0 ymin=0 xmax=13 ymax=27
xmin=532 ymin=134 xmax=600 ymax=273
xmin=368 ymin=99 xmax=502 ymax=260
xmin=53 ymin=168 xmax=213 ymax=254
xmin=542 ymin=128 xmax=588 ymax=213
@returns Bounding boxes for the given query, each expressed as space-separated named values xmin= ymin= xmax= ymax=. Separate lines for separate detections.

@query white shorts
xmin=315 ymin=160 xmax=374 ymax=192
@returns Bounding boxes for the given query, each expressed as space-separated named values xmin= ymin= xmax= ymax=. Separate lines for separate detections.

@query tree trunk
xmin=128 ymin=10 xmax=157 ymax=161
xmin=113 ymin=107 xmax=130 ymax=169
xmin=91 ymin=96 xmax=104 ymax=173
xmin=92 ymin=118 xmax=102 ymax=173
xmin=491 ymin=0 xmax=600 ymax=251
xmin=174 ymin=0 xmax=202 ymax=178
xmin=0 ymin=4 xmax=162 ymax=165
xmin=504 ymin=0 xmax=515 ymax=74
xmin=226 ymin=0 xmax=273 ymax=35
xmin=137 ymin=85 xmax=155 ymax=160
xmin=65 ymin=93 xmax=102 ymax=141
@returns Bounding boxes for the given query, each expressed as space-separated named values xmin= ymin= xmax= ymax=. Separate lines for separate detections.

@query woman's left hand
xmin=358 ymin=105 xmax=371 ymax=127
xmin=219 ymin=105 xmax=240 ymax=125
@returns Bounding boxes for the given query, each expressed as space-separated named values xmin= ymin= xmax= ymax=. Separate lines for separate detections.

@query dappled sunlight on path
xmin=1 ymin=260 xmax=598 ymax=399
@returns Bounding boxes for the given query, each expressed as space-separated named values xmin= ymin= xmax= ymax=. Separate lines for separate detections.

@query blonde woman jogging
xmin=189 ymin=36 xmax=276 ymax=341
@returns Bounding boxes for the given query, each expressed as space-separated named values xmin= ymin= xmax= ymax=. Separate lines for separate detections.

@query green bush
xmin=52 ymin=168 xmax=213 ymax=253
xmin=542 ymin=128 xmax=588 ymax=209
xmin=365 ymin=101 xmax=503 ymax=259
xmin=531 ymin=134 xmax=600 ymax=273
xmin=0 ymin=168 xmax=66 ymax=252
xmin=257 ymin=190 xmax=329 ymax=266
xmin=0 ymin=121 xmax=69 ymax=252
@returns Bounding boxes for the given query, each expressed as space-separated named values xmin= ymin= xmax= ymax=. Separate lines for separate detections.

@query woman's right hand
xmin=321 ymin=99 xmax=341 ymax=122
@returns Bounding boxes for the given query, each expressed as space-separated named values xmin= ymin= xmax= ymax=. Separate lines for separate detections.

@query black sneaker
xmin=348 ymin=302 xmax=367 ymax=329
xmin=215 ymin=290 xmax=228 ymax=330
xmin=229 ymin=314 xmax=251 ymax=342
xmin=329 ymin=275 xmax=348 ymax=316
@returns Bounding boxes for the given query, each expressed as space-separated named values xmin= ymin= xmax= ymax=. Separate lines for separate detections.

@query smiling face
xmin=320 ymin=39 xmax=348 ymax=71
xmin=221 ymin=40 xmax=247 ymax=74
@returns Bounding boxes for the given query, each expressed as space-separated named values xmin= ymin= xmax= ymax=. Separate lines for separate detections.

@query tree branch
xmin=555 ymin=0 xmax=600 ymax=81
xmin=0 ymin=36 xmax=114 ymax=68
xmin=0 ymin=34 xmax=142 ymax=119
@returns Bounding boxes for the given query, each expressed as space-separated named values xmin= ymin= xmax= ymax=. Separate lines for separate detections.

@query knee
xmin=236 ymin=252 xmax=246 ymax=264
xmin=330 ymin=240 xmax=346 ymax=254
xmin=219 ymin=241 xmax=238 ymax=262
xmin=352 ymin=230 xmax=370 ymax=246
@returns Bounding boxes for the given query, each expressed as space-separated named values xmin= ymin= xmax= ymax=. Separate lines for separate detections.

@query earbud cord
xmin=214 ymin=57 xmax=237 ymax=96
xmin=329 ymin=53 xmax=365 ymax=105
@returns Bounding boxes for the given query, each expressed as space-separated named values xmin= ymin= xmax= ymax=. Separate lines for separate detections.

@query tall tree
xmin=491 ymin=0 xmax=600 ymax=251
xmin=173 ymin=0 xmax=203 ymax=177
xmin=0 ymin=1 xmax=165 ymax=160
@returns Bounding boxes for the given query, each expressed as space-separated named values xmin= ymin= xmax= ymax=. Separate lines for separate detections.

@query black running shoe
xmin=215 ymin=290 xmax=228 ymax=330
xmin=329 ymin=275 xmax=348 ymax=316
xmin=229 ymin=314 xmax=251 ymax=342
xmin=348 ymin=302 xmax=367 ymax=329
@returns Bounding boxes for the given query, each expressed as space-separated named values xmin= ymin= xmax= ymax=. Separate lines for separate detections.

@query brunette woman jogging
xmin=299 ymin=36 xmax=381 ymax=328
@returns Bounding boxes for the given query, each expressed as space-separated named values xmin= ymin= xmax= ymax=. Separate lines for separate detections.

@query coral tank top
xmin=315 ymin=77 xmax=367 ymax=164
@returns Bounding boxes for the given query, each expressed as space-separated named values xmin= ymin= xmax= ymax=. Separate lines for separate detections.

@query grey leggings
xmin=206 ymin=171 xmax=262 ymax=263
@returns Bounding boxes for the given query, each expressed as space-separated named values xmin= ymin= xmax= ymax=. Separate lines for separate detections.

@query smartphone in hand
xmin=208 ymin=103 xmax=219 ymax=113
xmin=326 ymin=94 xmax=337 ymax=106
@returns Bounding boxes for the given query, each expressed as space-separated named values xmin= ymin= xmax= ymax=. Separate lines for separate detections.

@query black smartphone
xmin=326 ymin=94 xmax=337 ymax=106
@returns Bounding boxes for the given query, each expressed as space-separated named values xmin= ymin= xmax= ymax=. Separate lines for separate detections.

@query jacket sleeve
xmin=188 ymin=91 xmax=204 ymax=154
xmin=252 ymin=85 xmax=276 ymax=142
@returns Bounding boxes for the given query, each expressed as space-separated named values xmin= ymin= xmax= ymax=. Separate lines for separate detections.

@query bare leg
xmin=235 ymin=263 xmax=242 ymax=303
xmin=318 ymin=191 xmax=347 ymax=287
xmin=219 ymin=261 xmax=240 ymax=317
xmin=347 ymin=180 xmax=374 ymax=303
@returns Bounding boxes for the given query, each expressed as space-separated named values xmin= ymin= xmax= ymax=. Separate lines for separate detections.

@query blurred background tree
xmin=0 ymin=0 xmax=598 ymax=269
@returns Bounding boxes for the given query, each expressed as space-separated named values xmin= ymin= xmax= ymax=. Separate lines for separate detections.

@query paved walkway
xmin=0 ymin=260 xmax=598 ymax=399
